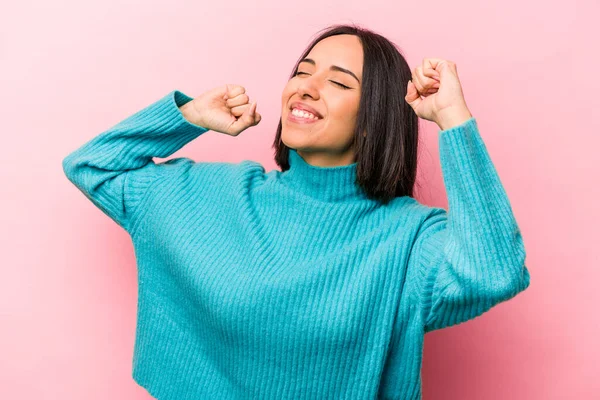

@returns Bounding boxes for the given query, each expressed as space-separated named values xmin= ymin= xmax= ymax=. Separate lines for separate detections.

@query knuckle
xmin=230 ymin=85 xmax=245 ymax=97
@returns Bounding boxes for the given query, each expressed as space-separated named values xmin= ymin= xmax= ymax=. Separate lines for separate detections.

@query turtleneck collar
xmin=278 ymin=148 xmax=368 ymax=203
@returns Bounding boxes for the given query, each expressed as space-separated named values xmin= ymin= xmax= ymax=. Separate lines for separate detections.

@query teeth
xmin=292 ymin=108 xmax=319 ymax=120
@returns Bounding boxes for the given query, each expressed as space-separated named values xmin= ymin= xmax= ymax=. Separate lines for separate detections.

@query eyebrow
xmin=298 ymin=58 xmax=360 ymax=84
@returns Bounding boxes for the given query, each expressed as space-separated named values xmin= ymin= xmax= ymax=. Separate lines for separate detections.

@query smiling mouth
xmin=287 ymin=110 xmax=323 ymax=124
xmin=289 ymin=103 xmax=324 ymax=118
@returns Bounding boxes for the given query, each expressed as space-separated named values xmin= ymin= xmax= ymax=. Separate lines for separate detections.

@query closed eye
xmin=294 ymin=72 xmax=351 ymax=90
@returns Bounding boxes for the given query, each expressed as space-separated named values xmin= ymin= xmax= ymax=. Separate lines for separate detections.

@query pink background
xmin=2 ymin=0 xmax=598 ymax=398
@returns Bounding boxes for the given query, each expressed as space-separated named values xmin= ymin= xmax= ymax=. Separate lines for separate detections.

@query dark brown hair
xmin=272 ymin=23 xmax=421 ymax=205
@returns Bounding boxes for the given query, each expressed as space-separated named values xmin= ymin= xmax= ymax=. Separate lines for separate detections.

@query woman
xmin=63 ymin=24 xmax=530 ymax=400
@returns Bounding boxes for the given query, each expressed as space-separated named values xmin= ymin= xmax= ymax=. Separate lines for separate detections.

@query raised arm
xmin=62 ymin=90 xmax=208 ymax=235
xmin=409 ymin=117 xmax=531 ymax=333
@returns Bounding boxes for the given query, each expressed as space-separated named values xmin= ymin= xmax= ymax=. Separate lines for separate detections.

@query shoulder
xmin=157 ymin=157 xmax=270 ymax=200
xmin=126 ymin=157 xmax=268 ymax=202
xmin=386 ymin=195 xmax=447 ymax=221
xmin=391 ymin=197 xmax=448 ymax=243
xmin=188 ymin=157 xmax=268 ymax=187
xmin=157 ymin=156 xmax=267 ymax=181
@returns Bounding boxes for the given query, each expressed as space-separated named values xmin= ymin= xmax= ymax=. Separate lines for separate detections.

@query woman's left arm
xmin=405 ymin=59 xmax=531 ymax=333
xmin=409 ymin=117 xmax=531 ymax=333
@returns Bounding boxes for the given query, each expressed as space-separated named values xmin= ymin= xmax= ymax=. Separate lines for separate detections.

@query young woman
xmin=63 ymin=24 xmax=530 ymax=400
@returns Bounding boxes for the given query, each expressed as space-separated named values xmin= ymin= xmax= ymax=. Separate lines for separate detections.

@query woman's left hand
xmin=404 ymin=58 xmax=473 ymax=130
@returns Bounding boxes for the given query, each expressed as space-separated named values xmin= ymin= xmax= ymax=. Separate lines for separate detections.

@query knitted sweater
xmin=62 ymin=90 xmax=531 ymax=400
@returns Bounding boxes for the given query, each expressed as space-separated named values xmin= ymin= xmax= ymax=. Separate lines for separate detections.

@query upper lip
xmin=289 ymin=102 xmax=323 ymax=119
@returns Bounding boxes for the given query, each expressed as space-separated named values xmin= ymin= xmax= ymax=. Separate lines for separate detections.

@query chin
xmin=280 ymin=133 xmax=305 ymax=150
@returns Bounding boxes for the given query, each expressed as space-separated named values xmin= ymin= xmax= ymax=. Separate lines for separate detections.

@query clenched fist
xmin=179 ymin=84 xmax=262 ymax=136
xmin=404 ymin=58 xmax=472 ymax=130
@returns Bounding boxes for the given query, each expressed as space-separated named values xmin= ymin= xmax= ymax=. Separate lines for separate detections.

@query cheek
xmin=282 ymin=81 xmax=297 ymax=96
xmin=330 ymin=99 xmax=359 ymax=124
xmin=281 ymin=84 xmax=296 ymax=109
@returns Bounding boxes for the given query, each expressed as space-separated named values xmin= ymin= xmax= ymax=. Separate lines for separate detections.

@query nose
xmin=297 ymin=78 xmax=320 ymax=100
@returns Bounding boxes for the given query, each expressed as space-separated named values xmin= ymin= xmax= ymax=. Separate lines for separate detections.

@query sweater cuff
xmin=133 ymin=89 xmax=210 ymax=136
xmin=170 ymin=90 xmax=211 ymax=133
xmin=439 ymin=116 xmax=477 ymax=135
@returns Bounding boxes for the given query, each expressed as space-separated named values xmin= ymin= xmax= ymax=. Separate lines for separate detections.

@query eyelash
xmin=294 ymin=72 xmax=351 ymax=89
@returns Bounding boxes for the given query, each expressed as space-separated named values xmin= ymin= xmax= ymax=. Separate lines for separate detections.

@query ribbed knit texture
xmin=62 ymin=90 xmax=531 ymax=399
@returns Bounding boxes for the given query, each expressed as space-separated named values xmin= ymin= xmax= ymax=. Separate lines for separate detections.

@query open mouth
xmin=288 ymin=109 xmax=323 ymax=124
xmin=288 ymin=106 xmax=323 ymax=123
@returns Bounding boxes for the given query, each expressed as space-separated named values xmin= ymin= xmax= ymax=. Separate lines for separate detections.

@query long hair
xmin=272 ymin=23 xmax=420 ymax=205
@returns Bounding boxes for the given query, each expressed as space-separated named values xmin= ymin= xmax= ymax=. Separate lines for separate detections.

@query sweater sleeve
xmin=409 ymin=117 xmax=531 ymax=333
xmin=62 ymin=90 xmax=209 ymax=235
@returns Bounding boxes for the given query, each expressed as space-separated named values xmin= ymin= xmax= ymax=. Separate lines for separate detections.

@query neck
xmin=279 ymin=148 xmax=369 ymax=203
xmin=296 ymin=148 xmax=357 ymax=167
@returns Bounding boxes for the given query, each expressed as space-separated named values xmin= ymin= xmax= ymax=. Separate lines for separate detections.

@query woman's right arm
xmin=62 ymin=90 xmax=209 ymax=235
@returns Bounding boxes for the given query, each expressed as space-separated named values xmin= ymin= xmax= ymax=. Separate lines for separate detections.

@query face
xmin=281 ymin=34 xmax=363 ymax=167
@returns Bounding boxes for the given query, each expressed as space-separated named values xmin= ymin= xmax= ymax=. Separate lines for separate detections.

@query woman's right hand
xmin=179 ymin=84 xmax=262 ymax=136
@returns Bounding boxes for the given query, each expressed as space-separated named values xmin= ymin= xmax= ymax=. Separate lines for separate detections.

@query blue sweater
xmin=62 ymin=90 xmax=531 ymax=399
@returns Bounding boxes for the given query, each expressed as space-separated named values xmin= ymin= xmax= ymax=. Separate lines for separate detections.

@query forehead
xmin=303 ymin=35 xmax=363 ymax=79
